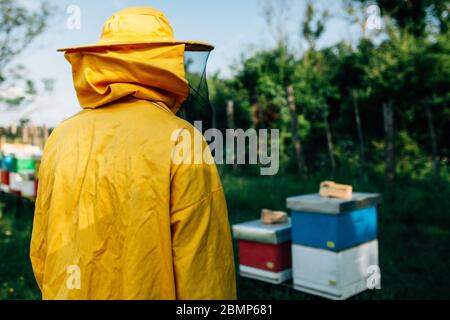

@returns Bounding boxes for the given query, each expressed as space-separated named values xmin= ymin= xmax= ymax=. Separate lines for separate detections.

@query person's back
xmin=30 ymin=7 xmax=236 ymax=300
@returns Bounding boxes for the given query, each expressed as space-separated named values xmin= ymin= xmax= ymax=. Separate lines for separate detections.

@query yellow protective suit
xmin=30 ymin=44 xmax=236 ymax=300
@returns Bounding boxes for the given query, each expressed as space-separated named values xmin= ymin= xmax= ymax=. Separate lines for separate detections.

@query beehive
xmin=287 ymin=193 xmax=381 ymax=299
xmin=233 ymin=219 xmax=292 ymax=284
xmin=287 ymin=193 xmax=380 ymax=251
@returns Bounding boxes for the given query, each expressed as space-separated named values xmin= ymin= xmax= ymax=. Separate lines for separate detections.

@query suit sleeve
xmin=30 ymin=155 xmax=49 ymax=292
xmin=169 ymin=127 xmax=236 ymax=300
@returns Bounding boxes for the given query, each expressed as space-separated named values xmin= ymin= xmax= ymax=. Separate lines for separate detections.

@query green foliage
xmin=0 ymin=195 xmax=40 ymax=300
xmin=0 ymin=0 xmax=54 ymax=109
xmin=301 ymin=0 xmax=330 ymax=49
xmin=363 ymin=0 xmax=450 ymax=36
xmin=210 ymin=1 xmax=449 ymax=177
xmin=0 ymin=0 xmax=52 ymax=76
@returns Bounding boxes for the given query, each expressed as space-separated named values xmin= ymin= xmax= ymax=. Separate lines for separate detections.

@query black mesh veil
xmin=177 ymin=51 xmax=214 ymax=130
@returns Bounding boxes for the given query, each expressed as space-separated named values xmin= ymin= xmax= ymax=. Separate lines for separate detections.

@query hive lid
xmin=286 ymin=193 xmax=381 ymax=215
xmin=232 ymin=219 xmax=291 ymax=244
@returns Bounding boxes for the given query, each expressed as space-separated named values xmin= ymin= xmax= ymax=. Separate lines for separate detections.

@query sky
xmin=0 ymin=0 xmax=360 ymax=126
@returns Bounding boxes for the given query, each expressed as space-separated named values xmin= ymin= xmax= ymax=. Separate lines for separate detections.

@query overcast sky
xmin=1 ymin=0 xmax=360 ymax=126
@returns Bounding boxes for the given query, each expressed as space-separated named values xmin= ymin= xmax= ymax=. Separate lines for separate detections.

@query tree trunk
xmin=425 ymin=104 xmax=438 ymax=176
xmin=226 ymin=100 xmax=238 ymax=171
xmin=323 ymin=107 xmax=336 ymax=178
xmin=383 ymin=100 xmax=395 ymax=182
xmin=227 ymin=100 xmax=236 ymax=130
xmin=287 ymin=85 xmax=305 ymax=176
xmin=43 ymin=125 xmax=49 ymax=144
xmin=352 ymin=90 xmax=366 ymax=174
xmin=22 ymin=126 xmax=29 ymax=144
xmin=0 ymin=128 xmax=5 ymax=147
xmin=254 ymin=91 xmax=265 ymax=130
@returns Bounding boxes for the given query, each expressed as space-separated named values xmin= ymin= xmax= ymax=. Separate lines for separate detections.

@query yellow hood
xmin=65 ymin=44 xmax=190 ymax=113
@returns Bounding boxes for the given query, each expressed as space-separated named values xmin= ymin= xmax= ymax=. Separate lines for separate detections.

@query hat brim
xmin=57 ymin=40 xmax=214 ymax=53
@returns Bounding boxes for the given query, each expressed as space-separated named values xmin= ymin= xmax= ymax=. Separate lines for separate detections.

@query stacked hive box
xmin=232 ymin=219 xmax=292 ymax=284
xmin=0 ymin=155 xmax=14 ymax=192
xmin=0 ymin=154 xmax=13 ymax=192
xmin=287 ymin=193 xmax=381 ymax=300
xmin=9 ymin=153 xmax=36 ymax=197
xmin=0 ymin=144 xmax=42 ymax=198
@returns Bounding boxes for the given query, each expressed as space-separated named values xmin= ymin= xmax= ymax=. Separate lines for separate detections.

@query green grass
xmin=0 ymin=195 xmax=40 ymax=300
xmin=1 ymin=171 xmax=449 ymax=300
xmin=222 ymin=170 xmax=450 ymax=300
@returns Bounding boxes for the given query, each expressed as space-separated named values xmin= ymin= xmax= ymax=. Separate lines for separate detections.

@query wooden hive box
xmin=232 ymin=219 xmax=292 ymax=284
xmin=9 ymin=153 xmax=38 ymax=197
xmin=292 ymin=240 xmax=379 ymax=300
xmin=12 ymin=155 xmax=35 ymax=175
xmin=287 ymin=193 xmax=381 ymax=251
xmin=0 ymin=155 xmax=13 ymax=189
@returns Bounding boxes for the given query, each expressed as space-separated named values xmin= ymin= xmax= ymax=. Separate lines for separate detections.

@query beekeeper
xmin=30 ymin=7 xmax=236 ymax=300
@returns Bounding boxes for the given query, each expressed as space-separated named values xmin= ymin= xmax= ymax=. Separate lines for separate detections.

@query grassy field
xmin=0 ymin=195 xmax=39 ymax=300
xmin=223 ymin=172 xmax=450 ymax=300
xmin=1 ymin=171 xmax=450 ymax=300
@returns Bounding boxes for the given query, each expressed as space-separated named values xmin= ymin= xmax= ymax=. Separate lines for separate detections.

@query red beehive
xmin=238 ymin=240 xmax=291 ymax=272
xmin=1 ymin=170 xmax=9 ymax=186
xmin=232 ymin=219 xmax=292 ymax=284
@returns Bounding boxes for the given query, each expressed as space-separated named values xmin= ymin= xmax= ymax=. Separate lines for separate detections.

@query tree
xmin=411 ymin=32 xmax=450 ymax=176
xmin=302 ymin=0 xmax=330 ymax=51
xmin=334 ymin=39 xmax=375 ymax=177
xmin=0 ymin=0 xmax=53 ymax=108
xmin=287 ymin=85 xmax=306 ymax=176
xmin=298 ymin=1 xmax=337 ymax=177
xmin=357 ymin=0 xmax=450 ymax=36
xmin=425 ymin=102 xmax=438 ymax=175
xmin=208 ymin=0 xmax=449 ymax=180
xmin=260 ymin=0 xmax=293 ymax=47
xmin=259 ymin=0 xmax=307 ymax=175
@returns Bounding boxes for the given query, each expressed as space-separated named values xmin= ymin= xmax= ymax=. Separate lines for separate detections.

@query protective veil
xmin=30 ymin=7 xmax=236 ymax=300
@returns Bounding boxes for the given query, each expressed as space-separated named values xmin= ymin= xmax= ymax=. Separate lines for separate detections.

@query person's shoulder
xmin=116 ymin=99 xmax=192 ymax=131
xmin=45 ymin=101 xmax=198 ymax=142
xmin=46 ymin=110 xmax=86 ymax=139
xmin=169 ymin=115 xmax=196 ymax=132
xmin=138 ymin=102 xmax=198 ymax=134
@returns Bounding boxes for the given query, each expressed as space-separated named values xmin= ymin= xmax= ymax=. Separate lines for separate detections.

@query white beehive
xmin=20 ymin=179 xmax=36 ymax=198
xmin=8 ymin=172 xmax=35 ymax=198
xmin=9 ymin=172 xmax=22 ymax=193
xmin=292 ymin=240 xmax=379 ymax=300
xmin=239 ymin=265 xmax=292 ymax=285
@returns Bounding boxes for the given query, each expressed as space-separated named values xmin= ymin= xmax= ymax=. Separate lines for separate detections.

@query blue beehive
xmin=1 ymin=155 xmax=14 ymax=171
xmin=287 ymin=193 xmax=381 ymax=251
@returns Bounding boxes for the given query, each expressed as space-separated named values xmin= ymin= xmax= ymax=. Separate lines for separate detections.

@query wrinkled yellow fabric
xmin=30 ymin=44 xmax=236 ymax=300
xmin=66 ymin=44 xmax=189 ymax=113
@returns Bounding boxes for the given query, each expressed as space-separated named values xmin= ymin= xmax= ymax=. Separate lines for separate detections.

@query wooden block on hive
xmin=261 ymin=209 xmax=288 ymax=225
xmin=319 ymin=181 xmax=352 ymax=200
